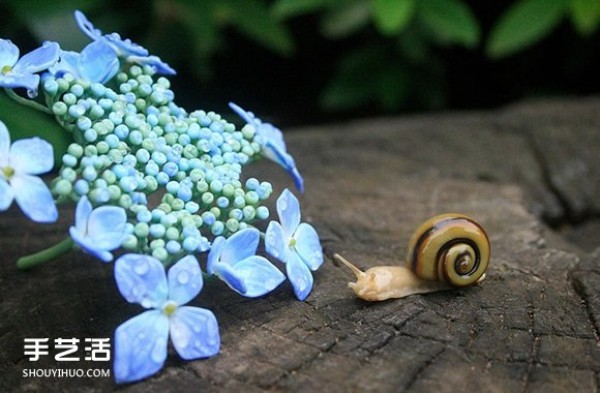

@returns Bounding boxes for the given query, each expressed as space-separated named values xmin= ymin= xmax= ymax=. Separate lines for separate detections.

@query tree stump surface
xmin=1 ymin=97 xmax=600 ymax=392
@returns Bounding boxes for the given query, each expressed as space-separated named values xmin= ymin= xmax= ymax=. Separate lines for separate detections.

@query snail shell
xmin=335 ymin=213 xmax=490 ymax=301
xmin=407 ymin=213 xmax=490 ymax=287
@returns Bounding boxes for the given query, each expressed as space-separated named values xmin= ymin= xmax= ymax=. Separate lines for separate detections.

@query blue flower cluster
xmin=0 ymin=11 xmax=323 ymax=384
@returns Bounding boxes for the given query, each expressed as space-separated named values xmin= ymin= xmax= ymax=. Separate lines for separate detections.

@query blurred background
xmin=1 ymin=0 xmax=600 ymax=130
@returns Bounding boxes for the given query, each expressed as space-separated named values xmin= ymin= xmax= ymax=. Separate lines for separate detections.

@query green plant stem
xmin=17 ymin=237 xmax=75 ymax=270
xmin=4 ymin=88 xmax=52 ymax=114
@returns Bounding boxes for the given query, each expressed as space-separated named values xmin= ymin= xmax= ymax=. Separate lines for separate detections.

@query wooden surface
xmin=1 ymin=97 xmax=600 ymax=392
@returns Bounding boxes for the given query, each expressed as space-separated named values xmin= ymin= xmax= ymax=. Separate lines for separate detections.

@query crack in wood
xmin=404 ymin=347 xmax=447 ymax=392
xmin=571 ymin=274 xmax=600 ymax=345
xmin=521 ymin=300 xmax=540 ymax=393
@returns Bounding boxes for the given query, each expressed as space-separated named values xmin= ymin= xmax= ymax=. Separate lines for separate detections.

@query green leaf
xmin=487 ymin=0 xmax=567 ymax=58
xmin=373 ymin=0 xmax=415 ymax=35
xmin=272 ymin=0 xmax=330 ymax=19
xmin=416 ymin=0 xmax=480 ymax=48
xmin=372 ymin=0 xmax=415 ymax=36
xmin=225 ymin=0 xmax=295 ymax=55
xmin=0 ymin=95 xmax=71 ymax=167
xmin=179 ymin=1 xmax=220 ymax=54
xmin=569 ymin=0 xmax=600 ymax=35
xmin=321 ymin=49 xmax=380 ymax=110
xmin=376 ymin=66 xmax=410 ymax=110
xmin=321 ymin=47 xmax=410 ymax=111
xmin=321 ymin=0 xmax=372 ymax=38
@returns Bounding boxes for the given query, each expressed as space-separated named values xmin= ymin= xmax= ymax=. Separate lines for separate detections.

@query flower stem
xmin=4 ymin=88 xmax=52 ymax=114
xmin=17 ymin=237 xmax=75 ymax=270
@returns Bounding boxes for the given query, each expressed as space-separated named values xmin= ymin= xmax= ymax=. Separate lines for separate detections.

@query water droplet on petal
xmin=141 ymin=298 xmax=152 ymax=309
xmin=131 ymin=284 xmax=143 ymax=298
xmin=297 ymin=277 xmax=307 ymax=292
xmin=173 ymin=324 xmax=190 ymax=348
xmin=177 ymin=271 xmax=190 ymax=285
xmin=208 ymin=333 xmax=218 ymax=347
xmin=151 ymin=337 xmax=167 ymax=363
xmin=134 ymin=261 xmax=149 ymax=275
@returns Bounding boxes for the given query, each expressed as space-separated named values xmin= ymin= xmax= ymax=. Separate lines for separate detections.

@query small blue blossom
xmin=229 ymin=102 xmax=304 ymax=192
xmin=0 ymin=121 xmax=57 ymax=222
xmin=49 ymin=39 xmax=119 ymax=83
xmin=207 ymin=228 xmax=285 ymax=297
xmin=69 ymin=196 xmax=127 ymax=262
xmin=0 ymin=39 xmax=59 ymax=96
xmin=74 ymin=10 xmax=147 ymax=57
xmin=74 ymin=10 xmax=175 ymax=75
xmin=265 ymin=189 xmax=323 ymax=301
xmin=113 ymin=254 xmax=219 ymax=383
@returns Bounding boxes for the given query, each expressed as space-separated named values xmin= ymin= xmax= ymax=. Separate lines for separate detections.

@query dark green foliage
xmin=1 ymin=0 xmax=600 ymax=127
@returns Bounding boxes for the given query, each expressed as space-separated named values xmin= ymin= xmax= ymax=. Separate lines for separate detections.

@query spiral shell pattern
xmin=406 ymin=213 xmax=490 ymax=287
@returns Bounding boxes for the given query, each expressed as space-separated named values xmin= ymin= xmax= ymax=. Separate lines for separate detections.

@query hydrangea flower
xmin=74 ymin=10 xmax=175 ymax=75
xmin=229 ymin=102 xmax=304 ymax=192
xmin=114 ymin=254 xmax=219 ymax=383
xmin=49 ymin=39 xmax=119 ymax=83
xmin=0 ymin=120 xmax=57 ymax=222
xmin=207 ymin=228 xmax=285 ymax=297
xmin=266 ymin=189 xmax=323 ymax=301
xmin=0 ymin=39 xmax=59 ymax=96
xmin=69 ymin=196 xmax=127 ymax=262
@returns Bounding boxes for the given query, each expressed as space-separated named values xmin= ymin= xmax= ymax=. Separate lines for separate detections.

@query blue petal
xmin=286 ymin=253 xmax=314 ymax=301
xmin=0 ymin=72 xmax=40 ymax=93
xmin=206 ymin=236 xmax=225 ymax=275
xmin=167 ymin=255 xmax=203 ymax=306
xmin=294 ymin=223 xmax=323 ymax=271
xmin=228 ymin=104 xmax=304 ymax=193
xmin=13 ymin=41 xmax=59 ymax=74
xmin=74 ymin=196 xmax=92 ymax=234
xmin=113 ymin=310 xmax=169 ymax=384
xmin=74 ymin=10 xmax=103 ymax=41
xmin=276 ymin=188 xmax=301 ymax=237
xmin=104 ymin=33 xmax=149 ymax=57
xmin=290 ymin=165 xmax=304 ymax=193
xmin=170 ymin=306 xmax=220 ymax=360
xmin=11 ymin=175 xmax=57 ymax=223
xmin=9 ymin=137 xmax=53 ymax=175
xmin=0 ymin=178 xmax=14 ymax=210
xmin=114 ymin=254 xmax=168 ymax=308
xmin=69 ymin=227 xmax=114 ymax=262
xmin=213 ymin=262 xmax=248 ymax=295
xmin=265 ymin=220 xmax=290 ymax=262
xmin=87 ymin=206 xmax=127 ymax=249
xmin=0 ymin=120 xmax=10 ymax=159
xmin=258 ymin=123 xmax=286 ymax=154
xmin=265 ymin=142 xmax=304 ymax=192
xmin=0 ymin=39 xmax=19 ymax=68
xmin=79 ymin=39 xmax=119 ymax=83
xmin=228 ymin=102 xmax=255 ymax=125
xmin=220 ymin=228 xmax=260 ymax=265
xmin=48 ymin=50 xmax=80 ymax=79
xmin=227 ymin=256 xmax=285 ymax=297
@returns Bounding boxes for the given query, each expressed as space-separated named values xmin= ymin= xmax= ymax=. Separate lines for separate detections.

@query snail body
xmin=334 ymin=213 xmax=490 ymax=301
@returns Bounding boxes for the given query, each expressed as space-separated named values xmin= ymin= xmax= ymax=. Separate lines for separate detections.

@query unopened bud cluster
xmin=47 ymin=65 xmax=273 ymax=264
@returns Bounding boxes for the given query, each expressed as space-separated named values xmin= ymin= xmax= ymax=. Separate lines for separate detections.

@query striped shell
xmin=406 ymin=213 xmax=490 ymax=287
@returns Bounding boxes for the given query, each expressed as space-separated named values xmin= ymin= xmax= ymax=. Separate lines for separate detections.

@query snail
xmin=334 ymin=213 xmax=490 ymax=301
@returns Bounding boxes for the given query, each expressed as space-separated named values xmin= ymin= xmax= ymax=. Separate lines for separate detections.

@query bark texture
xmin=1 ymin=97 xmax=600 ymax=392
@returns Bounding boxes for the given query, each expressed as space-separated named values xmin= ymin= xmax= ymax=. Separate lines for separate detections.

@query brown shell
xmin=406 ymin=213 xmax=490 ymax=287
